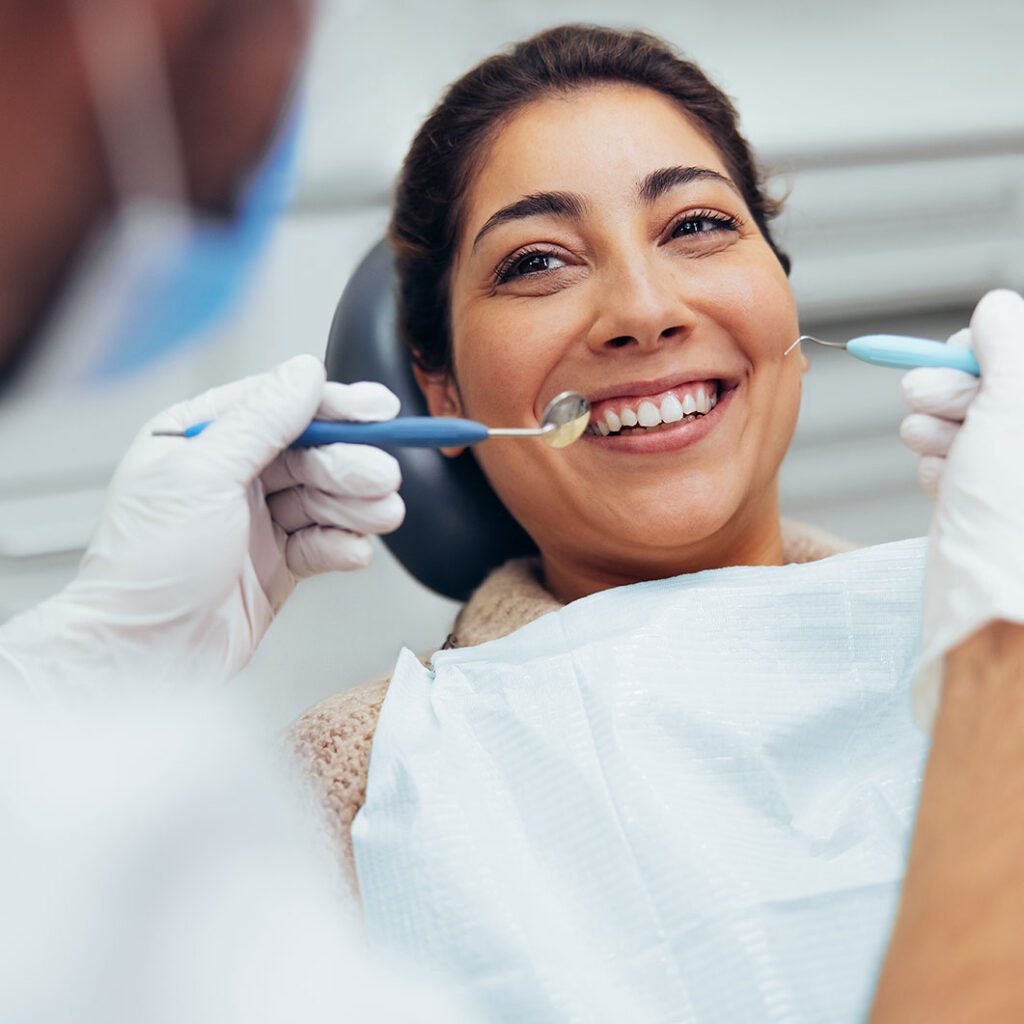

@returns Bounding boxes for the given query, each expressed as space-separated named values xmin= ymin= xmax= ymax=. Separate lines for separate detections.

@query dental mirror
xmin=488 ymin=390 xmax=591 ymax=449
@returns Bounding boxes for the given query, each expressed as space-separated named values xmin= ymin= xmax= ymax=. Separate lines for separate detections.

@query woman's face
xmin=433 ymin=84 xmax=804 ymax=599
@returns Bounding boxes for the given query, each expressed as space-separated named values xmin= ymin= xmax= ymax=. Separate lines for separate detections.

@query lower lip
xmin=581 ymin=386 xmax=737 ymax=454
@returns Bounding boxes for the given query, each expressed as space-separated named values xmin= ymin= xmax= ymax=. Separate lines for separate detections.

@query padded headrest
xmin=324 ymin=239 xmax=537 ymax=601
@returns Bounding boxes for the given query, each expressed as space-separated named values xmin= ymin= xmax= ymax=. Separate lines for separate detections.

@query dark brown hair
xmin=390 ymin=23 xmax=790 ymax=375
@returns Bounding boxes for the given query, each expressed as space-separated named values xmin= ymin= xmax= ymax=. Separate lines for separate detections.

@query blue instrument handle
xmin=847 ymin=335 xmax=980 ymax=376
xmin=181 ymin=416 xmax=491 ymax=448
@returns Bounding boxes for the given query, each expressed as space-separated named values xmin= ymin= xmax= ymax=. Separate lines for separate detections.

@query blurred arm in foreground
xmin=875 ymin=290 xmax=1024 ymax=1020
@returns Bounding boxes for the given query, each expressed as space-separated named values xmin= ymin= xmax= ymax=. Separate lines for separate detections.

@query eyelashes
xmin=493 ymin=208 xmax=742 ymax=285
xmin=495 ymin=247 xmax=566 ymax=284
xmin=668 ymin=208 xmax=741 ymax=239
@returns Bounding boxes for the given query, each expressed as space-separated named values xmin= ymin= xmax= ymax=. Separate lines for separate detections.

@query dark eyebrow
xmin=471 ymin=168 xmax=739 ymax=252
xmin=472 ymin=191 xmax=588 ymax=251
xmin=637 ymin=165 xmax=741 ymax=204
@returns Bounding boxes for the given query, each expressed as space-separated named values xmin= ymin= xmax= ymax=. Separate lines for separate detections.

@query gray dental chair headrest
xmin=324 ymin=239 xmax=537 ymax=601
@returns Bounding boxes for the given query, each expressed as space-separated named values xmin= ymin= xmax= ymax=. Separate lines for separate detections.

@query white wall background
xmin=1 ymin=0 xmax=1021 ymax=729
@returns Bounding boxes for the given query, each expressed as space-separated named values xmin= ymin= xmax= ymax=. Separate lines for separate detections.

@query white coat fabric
xmin=353 ymin=538 xmax=929 ymax=1024
xmin=0 ymin=688 xmax=476 ymax=1024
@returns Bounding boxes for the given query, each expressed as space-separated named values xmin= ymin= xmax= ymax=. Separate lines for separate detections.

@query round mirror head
xmin=540 ymin=390 xmax=591 ymax=449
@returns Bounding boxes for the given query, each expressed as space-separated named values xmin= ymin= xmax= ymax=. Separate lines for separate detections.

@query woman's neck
xmin=541 ymin=490 xmax=786 ymax=604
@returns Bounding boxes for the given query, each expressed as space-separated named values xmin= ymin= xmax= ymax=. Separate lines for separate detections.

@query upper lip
xmin=582 ymin=371 xmax=740 ymax=405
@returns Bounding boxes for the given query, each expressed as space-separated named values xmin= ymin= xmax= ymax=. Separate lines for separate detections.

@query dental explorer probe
xmin=152 ymin=390 xmax=592 ymax=450
xmin=785 ymin=333 xmax=980 ymax=375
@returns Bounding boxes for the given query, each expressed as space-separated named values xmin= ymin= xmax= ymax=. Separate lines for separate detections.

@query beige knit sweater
xmin=291 ymin=519 xmax=854 ymax=888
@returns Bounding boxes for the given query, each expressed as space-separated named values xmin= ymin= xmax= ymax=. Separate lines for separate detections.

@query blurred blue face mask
xmin=19 ymin=2 xmax=300 ymax=392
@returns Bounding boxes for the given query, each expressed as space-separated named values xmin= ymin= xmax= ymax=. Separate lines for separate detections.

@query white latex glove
xmin=899 ymin=327 xmax=979 ymax=501
xmin=908 ymin=290 xmax=1024 ymax=730
xmin=0 ymin=355 xmax=404 ymax=699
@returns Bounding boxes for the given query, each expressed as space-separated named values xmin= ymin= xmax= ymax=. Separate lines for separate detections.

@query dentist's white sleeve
xmin=0 ymin=686 xmax=478 ymax=1024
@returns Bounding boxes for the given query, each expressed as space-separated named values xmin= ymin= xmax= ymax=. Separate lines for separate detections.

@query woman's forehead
xmin=464 ymin=85 xmax=734 ymax=231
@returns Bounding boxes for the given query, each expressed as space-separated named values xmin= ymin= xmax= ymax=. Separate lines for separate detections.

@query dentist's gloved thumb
xmin=200 ymin=355 xmax=326 ymax=482
xmin=968 ymin=289 xmax=1024 ymax=386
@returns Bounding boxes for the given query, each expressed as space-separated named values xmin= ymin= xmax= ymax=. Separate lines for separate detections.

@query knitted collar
xmin=449 ymin=519 xmax=855 ymax=651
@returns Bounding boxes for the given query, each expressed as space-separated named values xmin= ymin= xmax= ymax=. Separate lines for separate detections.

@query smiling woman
xmin=389 ymin=26 xmax=807 ymax=601
xmin=443 ymin=94 xmax=802 ymax=599
xmin=296 ymin=19 xmax=849 ymax=878
xmin=292 ymin=24 xmax=928 ymax=1023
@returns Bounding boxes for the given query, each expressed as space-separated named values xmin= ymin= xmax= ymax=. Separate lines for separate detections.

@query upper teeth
xmin=590 ymin=383 xmax=719 ymax=436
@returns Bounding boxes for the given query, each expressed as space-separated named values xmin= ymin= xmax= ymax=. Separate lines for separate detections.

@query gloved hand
xmin=0 ymin=355 xmax=404 ymax=698
xmin=905 ymin=290 xmax=1024 ymax=730
xmin=899 ymin=327 xmax=979 ymax=501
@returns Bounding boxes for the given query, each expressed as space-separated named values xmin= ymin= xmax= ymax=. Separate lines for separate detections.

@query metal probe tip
xmin=785 ymin=334 xmax=847 ymax=357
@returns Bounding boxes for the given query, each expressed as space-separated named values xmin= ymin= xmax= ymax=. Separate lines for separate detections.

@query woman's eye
xmin=672 ymin=214 xmax=738 ymax=239
xmin=497 ymin=250 xmax=566 ymax=283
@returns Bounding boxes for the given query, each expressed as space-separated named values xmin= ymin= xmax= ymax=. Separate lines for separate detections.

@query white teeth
xmin=589 ymin=383 xmax=721 ymax=438
xmin=660 ymin=393 xmax=684 ymax=423
xmin=637 ymin=400 xmax=662 ymax=428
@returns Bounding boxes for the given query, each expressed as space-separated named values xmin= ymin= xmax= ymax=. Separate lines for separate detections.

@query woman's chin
xmin=593 ymin=486 xmax=746 ymax=560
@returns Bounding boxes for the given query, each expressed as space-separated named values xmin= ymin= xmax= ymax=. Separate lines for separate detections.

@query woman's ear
xmin=412 ymin=365 xmax=467 ymax=457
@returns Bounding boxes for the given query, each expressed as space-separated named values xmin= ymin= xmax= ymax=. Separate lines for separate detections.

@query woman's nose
xmin=585 ymin=262 xmax=697 ymax=354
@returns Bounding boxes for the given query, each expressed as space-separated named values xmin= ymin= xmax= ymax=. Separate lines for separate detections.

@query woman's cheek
xmin=453 ymin=312 xmax=526 ymax=418
xmin=459 ymin=301 xmax=579 ymax=419
xmin=756 ymin=360 xmax=803 ymax=485
xmin=709 ymin=237 xmax=795 ymax=323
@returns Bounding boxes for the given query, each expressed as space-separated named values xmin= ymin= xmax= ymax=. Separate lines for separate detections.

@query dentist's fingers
xmin=195 ymin=356 xmax=327 ymax=483
xmin=901 ymin=367 xmax=980 ymax=421
xmin=917 ymin=455 xmax=944 ymax=503
xmin=900 ymin=413 xmax=961 ymax=458
xmin=267 ymin=487 xmax=405 ymax=536
xmin=262 ymin=443 xmax=402 ymax=498
xmin=284 ymin=527 xmax=375 ymax=577
xmin=900 ymin=326 xmax=978 ymax=507
xmin=316 ymin=381 xmax=401 ymax=422
xmin=147 ymin=374 xmax=262 ymax=434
